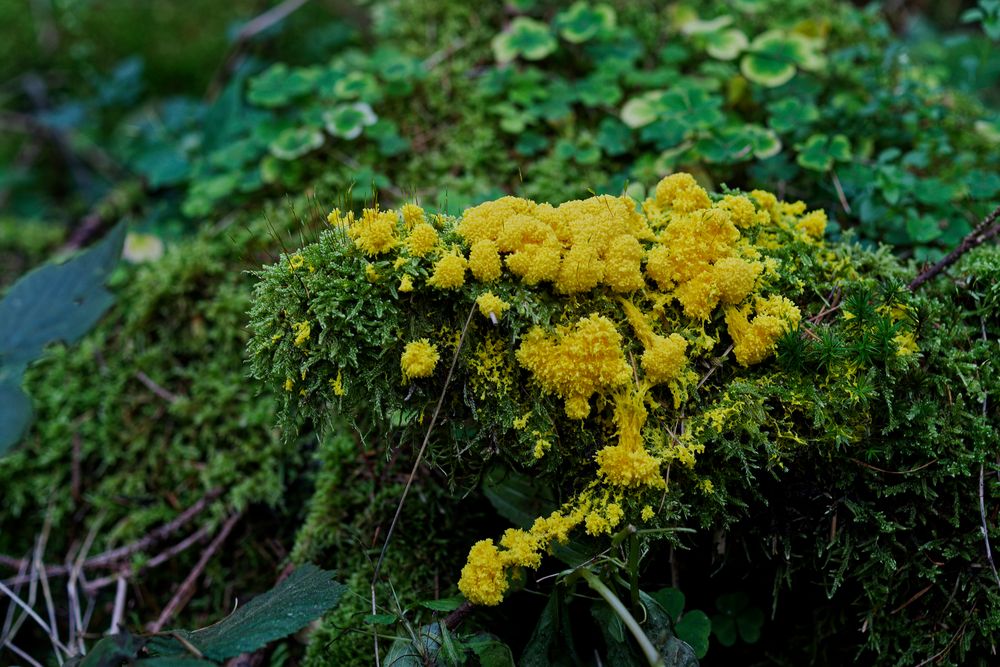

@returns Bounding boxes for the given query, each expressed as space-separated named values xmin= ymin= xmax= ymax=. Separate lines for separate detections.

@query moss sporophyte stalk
xmin=247 ymin=173 xmax=920 ymax=608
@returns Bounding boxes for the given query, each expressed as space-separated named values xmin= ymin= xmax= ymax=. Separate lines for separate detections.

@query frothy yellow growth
xmin=750 ymin=189 xmax=779 ymax=222
xmin=469 ymin=334 xmax=512 ymax=399
xmin=288 ymin=253 xmax=305 ymax=271
xmin=292 ymin=321 xmax=311 ymax=347
xmin=797 ymin=209 xmax=828 ymax=238
xmin=642 ymin=334 xmax=688 ymax=385
xmin=350 ymin=208 xmax=398 ymax=256
xmin=400 ymin=203 xmax=425 ymax=229
xmin=533 ymin=438 xmax=551 ymax=459
xmin=459 ymin=510 xmax=585 ymax=605
xmin=476 ymin=292 xmax=510 ymax=320
xmin=715 ymin=194 xmax=759 ymax=228
xmin=458 ymin=539 xmax=508 ymax=606
xmin=401 ymin=339 xmax=440 ymax=381
xmin=398 ymin=275 xmax=414 ymax=292
xmin=427 ymin=252 xmax=467 ymax=289
xmin=331 ymin=370 xmax=345 ymax=396
xmin=406 ymin=222 xmax=438 ymax=257
xmin=505 ymin=240 xmax=562 ymax=284
xmin=469 ymin=239 xmax=502 ymax=282
xmin=556 ymin=242 xmax=604 ymax=294
xmin=655 ymin=172 xmax=712 ymax=213
xmin=604 ymin=235 xmax=646 ymax=292
xmin=594 ymin=392 xmax=665 ymax=488
xmin=725 ymin=295 xmax=801 ymax=366
xmin=713 ymin=256 xmax=763 ymax=305
xmin=498 ymin=528 xmax=542 ymax=568
xmin=458 ymin=196 xmax=538 ymax=245
xmin=516 ymin=314 xmax=631 ymax=419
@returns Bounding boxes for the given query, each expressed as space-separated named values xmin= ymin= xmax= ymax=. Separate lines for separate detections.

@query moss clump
xmin=248 ymin=177 xmax=999 ymax=664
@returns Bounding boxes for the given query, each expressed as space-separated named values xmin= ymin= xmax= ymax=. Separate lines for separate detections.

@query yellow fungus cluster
xmin=725 ymin=295 xmax=802 ymax=366
xmin=427 ymin=252 xmax=467 ymax=289
xmin=516 ymin=314 xmax=631 ymax=419
xmin=458 ymin=509 xmax=584 ymax=605
xmin=319 ymin=174 xmax=828 ymax=608
xmin=400 ymin=339 xmax=440 ymax=382
xmin=476 ymin=292 xmax=510 ymax=320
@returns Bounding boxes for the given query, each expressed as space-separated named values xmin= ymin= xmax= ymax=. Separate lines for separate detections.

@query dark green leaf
xmin=675 ymin=610 xmax=711 ymax=658
xmin=419 ymin=596 xmax=465 ymax=612
xmin=0 ymin=381 xmax=33 ymax=454
xmin=650 ymin=588 xmax=685 ymax=622
xmin=170 ymin=564 xmax=345 ymax=661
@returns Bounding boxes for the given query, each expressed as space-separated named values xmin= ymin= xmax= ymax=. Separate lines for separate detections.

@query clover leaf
xmin=711 ymin=592 xmax=764 ymax=647
xmin=323 ymin=102 xmax=378 ymax=140
xmin=648 ymin=588 xmax=712 ymax=659
xmin=695 ymin=124 xmax=777 ymax=164
xmin=767 ymin=97 xmax=820 ymax=133
xmin=678 ymin=14 xmax=733 ymax=36
xmin=269 ymin=126 xmax=325 ymax=160
xmin=491 ymin=17 xmax=558 ymax=64
xmin=515 ymin=131 xmax=550 ymax=156
xmin=740 ymin=30 xmax=824 ymax=87
xmin=554 ymin=2 xmax=616 ymax=44
xmin=621 ymin=91 xmax=662 ymax=128
xmin=333 ymin=71 xmax=380 ymax=101
xmin=796 ymin=133 xmax=851 ymax=171
xmin=596 ymin=117 xmax=633 ymax=156
xmin=705 ymin=28 xmax=749 ymax=60
xmin=247 ymin=64 xmax=321 ymax=108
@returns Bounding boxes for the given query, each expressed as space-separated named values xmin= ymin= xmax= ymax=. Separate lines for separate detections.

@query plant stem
xmin=628 ymin=529 xmax=640 ymax=614
xmin=580 ymin=569 xmax=664 ymax=667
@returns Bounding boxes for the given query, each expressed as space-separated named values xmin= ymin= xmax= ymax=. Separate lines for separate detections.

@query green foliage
xmin=67 ymin=565 xmax=344 ymax=665
xmin=5 ymin=1 xmax=1000 ymax=665
xmin=0 ymin=224 xmax=124 ymax=452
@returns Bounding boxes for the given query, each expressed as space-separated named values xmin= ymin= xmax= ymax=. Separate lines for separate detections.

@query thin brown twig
xmin=696 ymin=345 xmax=733 ymax=391
xmin=3 ymin=641 xmax=44 ymax=667
xmin=908 ymin=204 xmax=1000 ymax=291
xmin=110 ymin=576 xmax=127 ymax=635
xmin=831 ymin=169 xmax=852 ymax=215
xmin=370 ymin=302 xmax=477 ymax=667
xmin=2 ymin=489 xmax=222 ymax=587
xmin=0 ymin=581 xmax=70 ymax=657
xmin=85 ymin=524 xmax=215 ymax=593
xmin=979 ymin=464 xmax=1000 ymax=592
xmin=148 ymin=512 xmax=242 ymax=633
xmin=33 ymin=507 xmax=63 ymax=665
xmin=135 ymin=371 xmax=182 ymax=404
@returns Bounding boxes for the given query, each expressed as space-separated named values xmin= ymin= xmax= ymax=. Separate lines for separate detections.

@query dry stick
xmin=908 ymin=203 xmax=1000 ymax=291
xmin=205 ymin=0 xmax=312 ymax=101
xmin=3 ymin=640 xmax=44 ymax=667
xmin=369 ymin=303 xmax=477 ymax=667
xmin=1 ymin=551 xmax=38 ymax=649
xmin=831 ymin=169 xmax=852 ymax=215
xmin=149 ymin=512 xmax=242 ymax=634
xmin=33 ymin=508 xmax=63 ymax=665
xmin=135 ymin=371 xmax=181 ymax=404
xmin=67 ymin=516 xmax=103 ymax=654
xmin=0 ymin=555 xmax=30 ymax=645
xmin=980 ymin=466 xmax=1000 ymax=593
xmin=2 ymin=489 xmax=222 ymax=585
xmin=85 ymin=524 xmax=215 ymax=592
xmin=0 ymin=581 xmax=70 ymax=657
xmin=110 ymin=576 xmax=127 ymax=635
